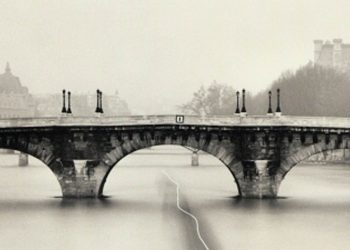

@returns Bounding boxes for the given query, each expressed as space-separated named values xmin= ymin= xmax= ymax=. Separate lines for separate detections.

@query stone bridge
xmin=1 ymin=114 xmax=350 ymax=199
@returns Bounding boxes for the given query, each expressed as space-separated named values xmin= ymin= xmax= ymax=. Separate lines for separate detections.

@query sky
xmin=0 ymin=0 xmax=350 ymax=114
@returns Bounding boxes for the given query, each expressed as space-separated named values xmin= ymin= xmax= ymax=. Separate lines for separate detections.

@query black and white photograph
xmin=1 ymin=1 xmax=350 ymax=249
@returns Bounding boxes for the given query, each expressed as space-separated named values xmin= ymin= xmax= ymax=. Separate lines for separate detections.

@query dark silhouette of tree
xmin=182 ymin=63 xmax=350 ymax=116
xmin=250 ymin=63 xmax=350 ymax=116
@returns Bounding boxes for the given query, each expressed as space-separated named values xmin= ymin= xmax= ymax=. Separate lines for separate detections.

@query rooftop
xmin=0 ymin=62 xmax=29 ymax=94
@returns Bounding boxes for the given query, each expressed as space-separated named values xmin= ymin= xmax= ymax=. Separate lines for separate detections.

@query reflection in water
xmin=0 ymin=149 xmax=350 ymax=250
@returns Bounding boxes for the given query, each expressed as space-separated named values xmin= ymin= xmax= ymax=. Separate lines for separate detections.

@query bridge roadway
xmin=1 ymin=114 xmax=350 ymax=199
xmin=1 ymin=114 xmax=350 ymax=129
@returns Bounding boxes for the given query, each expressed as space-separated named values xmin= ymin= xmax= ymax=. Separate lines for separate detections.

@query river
xmin=0 ymin=146 xmax=349 ymax=250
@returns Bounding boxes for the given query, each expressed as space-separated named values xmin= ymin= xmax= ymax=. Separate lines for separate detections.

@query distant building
xmin=0 ymin=62 xmax=130 ymax=117
xmin=314 ymin=39 xmax=350 ymax=71
xmin=0 ymin=63 xmax=35 ymax=118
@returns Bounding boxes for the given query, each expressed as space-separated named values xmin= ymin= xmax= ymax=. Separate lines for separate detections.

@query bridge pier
xmin=191 ymin=151 xmax=199 ymax=166
xmin=18 ymin=153 xmax=28 ymax=166
xmin=238 ymin=177 xmax=281 ymax=198
xmin=57 ymin=160 xmax=107 ymax=198
xmin=236 ymin=160 xmax=281 ymax=198
xmin=59 ymin=177 xmax=99 ymax=198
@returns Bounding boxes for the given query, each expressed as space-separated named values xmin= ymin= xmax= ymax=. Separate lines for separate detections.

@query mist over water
xmin=0 ymin=146 xmax=350 ymax=250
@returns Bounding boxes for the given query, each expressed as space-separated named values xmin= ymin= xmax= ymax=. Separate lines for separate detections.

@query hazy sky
xmin=1 ymin=0 xmax=350 ymax=113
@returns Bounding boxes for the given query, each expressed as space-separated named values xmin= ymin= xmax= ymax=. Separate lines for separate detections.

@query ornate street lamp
xmin=241 ymin=89 xmax=247 ymax=113
xmin=235 ymin=91 xmax=240 ymax=114
xmin=61 ymin=89 xmax=66 ymax=113
xmin=276 ymin=88 xmax=282 ymax=113
xmin=95 ymin=89 xmax=100 ymax=113
xmin=267 ymin=91 xmax=273 ymax=115
xmin=99 ymin=91 xmax=104 ymax=114
xmin=67 ymin=91 xmax=72 ymax=114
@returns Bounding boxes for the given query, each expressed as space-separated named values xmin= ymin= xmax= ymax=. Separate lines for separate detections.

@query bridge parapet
xmin=1 ymin=114 xmax=350 ymax=199
xmin=1 ymin=115 xmax=350 ymax=129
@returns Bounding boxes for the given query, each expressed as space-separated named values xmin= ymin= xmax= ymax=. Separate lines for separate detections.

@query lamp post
xmin=276 ymin=88 xmax=282 ymax=116
xmin=61 ymin=89 xmax=66 ymax=113
xmin=95 ymin=89 xmax=100 ymax=113
xmin=235 ymin=91 xmax=240 ymax=114
xmin=241 ymin=89 xmax=247 ymax=113
xmin=267 ymin=91 xmax=273 ymax=115
xmin=240 ymin=89 xmax=247 ymax=117
xmin=100 ymin=91 xmax=104 ymax=114
xmin=67 ymin=91 xmax=72 ymax=114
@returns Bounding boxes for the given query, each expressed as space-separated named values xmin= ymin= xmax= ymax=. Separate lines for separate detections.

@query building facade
xmin=0 ymin=63 xmax=35 ymax=118
xmin=0 ymin=62 xmax=130 ymax=118
xmin=314 ymin=39 xmax=350 ymax=71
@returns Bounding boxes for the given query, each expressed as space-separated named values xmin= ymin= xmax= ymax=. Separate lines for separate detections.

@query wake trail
xmin=162 ymin=170 xmax=210 ymax=250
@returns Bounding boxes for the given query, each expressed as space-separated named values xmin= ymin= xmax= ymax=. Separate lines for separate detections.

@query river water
xmin=0 ymin=146 xmax=350 ymax=250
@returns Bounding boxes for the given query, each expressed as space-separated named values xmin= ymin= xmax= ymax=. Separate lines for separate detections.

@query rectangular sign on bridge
xmin=175 ymin=115 xmax=184 ymax=124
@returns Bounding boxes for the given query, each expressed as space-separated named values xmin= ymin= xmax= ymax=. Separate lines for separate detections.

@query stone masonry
xmin=1 ymin=115 xmax=350 ymax=199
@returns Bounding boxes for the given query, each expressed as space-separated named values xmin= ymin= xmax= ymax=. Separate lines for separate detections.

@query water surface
xmin=0 ymin=147 xmax=349 ymax=250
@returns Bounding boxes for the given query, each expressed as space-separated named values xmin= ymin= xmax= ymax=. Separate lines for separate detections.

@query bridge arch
xmin=101 ymin=145 xmax=240 ymax=197
xmin=0 ymin=146 xmax=62 ymax=197
xmin=97 ymin=134 xmax=243 ymax=197
xmin=277 ymin=139 xmax=349 ymax=180
xmin=0 ymin=144 xmax=58 ymax=170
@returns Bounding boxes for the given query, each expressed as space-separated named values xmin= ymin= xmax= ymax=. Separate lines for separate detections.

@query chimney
xmin=333 ymin=38 xmax=343 ymax=50
xmin=313 ymin=40 xmax=323 ymax=63
xmin=333 ymin=38 xmax=343 ymax=68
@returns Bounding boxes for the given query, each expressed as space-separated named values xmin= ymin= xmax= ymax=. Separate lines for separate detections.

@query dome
xmin=0 ymin=62 xmax=29 ymax=94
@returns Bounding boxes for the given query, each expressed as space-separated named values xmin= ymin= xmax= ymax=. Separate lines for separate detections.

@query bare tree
xmin=180 ymin=81 xmax=237 ymax=115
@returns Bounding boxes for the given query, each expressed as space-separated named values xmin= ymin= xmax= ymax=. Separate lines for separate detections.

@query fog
xmin=1 ymin=0 xmax=350 ymax=113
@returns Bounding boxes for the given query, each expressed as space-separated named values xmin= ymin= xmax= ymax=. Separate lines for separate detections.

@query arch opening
xmin=279 ymin=148 xmax=350 ymax=198
xmin=101 ymin=145 xmax=240 ymax=199
xmin=0 ymin=149 xmax=61 ymax=199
